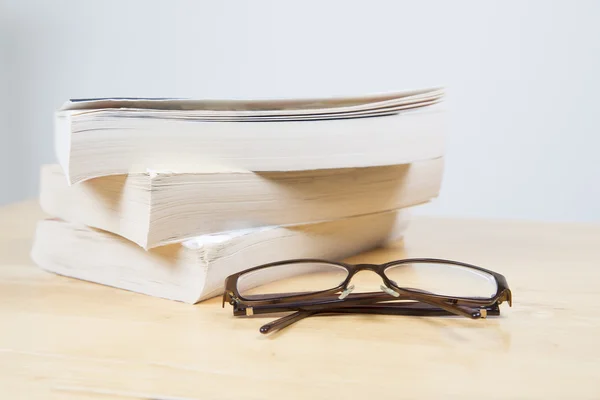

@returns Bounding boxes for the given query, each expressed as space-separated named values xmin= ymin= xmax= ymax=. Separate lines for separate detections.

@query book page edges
xmin=30 ymin=219 xmax=204 ymax=304
xmin=30 ymin=210 xmax=410 ymax=304
xmin=54 ymin=113 xmax=72 ymax=184
xmin=192 ymin=210 xmax=411 ymax=303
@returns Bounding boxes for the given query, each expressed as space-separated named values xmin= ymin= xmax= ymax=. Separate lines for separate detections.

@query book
xmin=30 ymin=211 xmax=409 ymax=304
xmin=39 ymin=157 xmax=443 ymax=249
xmin=55 ymin=88 xmax=446 ymax=184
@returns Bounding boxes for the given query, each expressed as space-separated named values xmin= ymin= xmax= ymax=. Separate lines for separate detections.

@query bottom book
xmin=30 ymin=210 xmax=409 ymax=304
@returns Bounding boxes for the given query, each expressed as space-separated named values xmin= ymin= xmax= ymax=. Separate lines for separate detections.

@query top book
xmin=55 ymin=87 xmax=446 ymax=184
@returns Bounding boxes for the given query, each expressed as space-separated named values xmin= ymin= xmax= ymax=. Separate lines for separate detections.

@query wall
xmin=1 ymin=0 xmax=599 ymax=222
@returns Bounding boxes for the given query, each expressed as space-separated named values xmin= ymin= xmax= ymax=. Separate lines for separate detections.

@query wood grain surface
xmin=1 ymin=201 xmax=599 ymax=399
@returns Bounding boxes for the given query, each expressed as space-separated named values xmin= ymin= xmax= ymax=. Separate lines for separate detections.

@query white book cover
xmin=39 ymin=157 xmax=443 ymax=249
xmin=54 ymin=88 xmax=446 ymax=183
xmin=30 ymin=211 xmax=410 ymax=304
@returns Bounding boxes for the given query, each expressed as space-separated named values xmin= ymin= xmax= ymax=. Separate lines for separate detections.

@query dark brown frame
xmin=223 ymin=258 xmax=512 ymax=334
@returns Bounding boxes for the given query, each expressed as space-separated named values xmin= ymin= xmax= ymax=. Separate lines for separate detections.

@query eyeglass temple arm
xmin=259 ymin=302 xmax=501 ymax=335
xmin=237 ymin=292 xmax=403 ymax=317
xmin=329 ymin=303 xmax=500 ymax=316
xmin=259 ymin=310 xmax=317 ymax=334
xmin=256 ymin=296 xmax=412 ymax=335
xmin=231 ymin=292 xmax=390 ymax=316
xmin=407 ymin=294 xmax=486 ymax=319
xmin=246 ymin=291 xmax=484 ymax=320
xmin=257 ymin=299 xmax=496 ymax=335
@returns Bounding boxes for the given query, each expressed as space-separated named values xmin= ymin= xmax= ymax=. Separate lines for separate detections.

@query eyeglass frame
xmin=222 ymin=257 xmax=512 ymax=320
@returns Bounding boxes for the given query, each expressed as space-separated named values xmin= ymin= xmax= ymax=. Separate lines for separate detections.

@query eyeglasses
xmin=222 ymin=258 xmax=512 ymax=334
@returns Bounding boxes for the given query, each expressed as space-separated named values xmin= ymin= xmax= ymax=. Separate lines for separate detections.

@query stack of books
xmin=31 ymin=88 xmax=446 ymax=303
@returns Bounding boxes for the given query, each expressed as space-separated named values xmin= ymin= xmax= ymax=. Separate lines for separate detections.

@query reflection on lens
xmin=237 ymin=262 xmax=348 ymax=300
xmin=384 ymin=261 xmax=497 ymax=298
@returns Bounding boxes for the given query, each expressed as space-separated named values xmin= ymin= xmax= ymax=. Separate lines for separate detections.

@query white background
xmin=1 ymin=0 xmax=599 ymax=222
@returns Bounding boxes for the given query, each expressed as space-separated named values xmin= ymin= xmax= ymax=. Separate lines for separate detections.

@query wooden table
xmin=1 ymin=201 xmax=599 ymax=399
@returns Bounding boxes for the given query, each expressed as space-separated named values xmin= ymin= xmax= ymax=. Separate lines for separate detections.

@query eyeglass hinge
xmin=228 ymin=292 xmax=243 ymax=308
xmin=223 ymin=291 xmax=236 ymax=308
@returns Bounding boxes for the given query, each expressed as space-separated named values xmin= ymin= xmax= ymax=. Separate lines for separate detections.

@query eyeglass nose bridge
xmin=354 ymin=263 xmax=379 ymax=270
xmin=344 ymin=264 xmax=401 ymax=298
